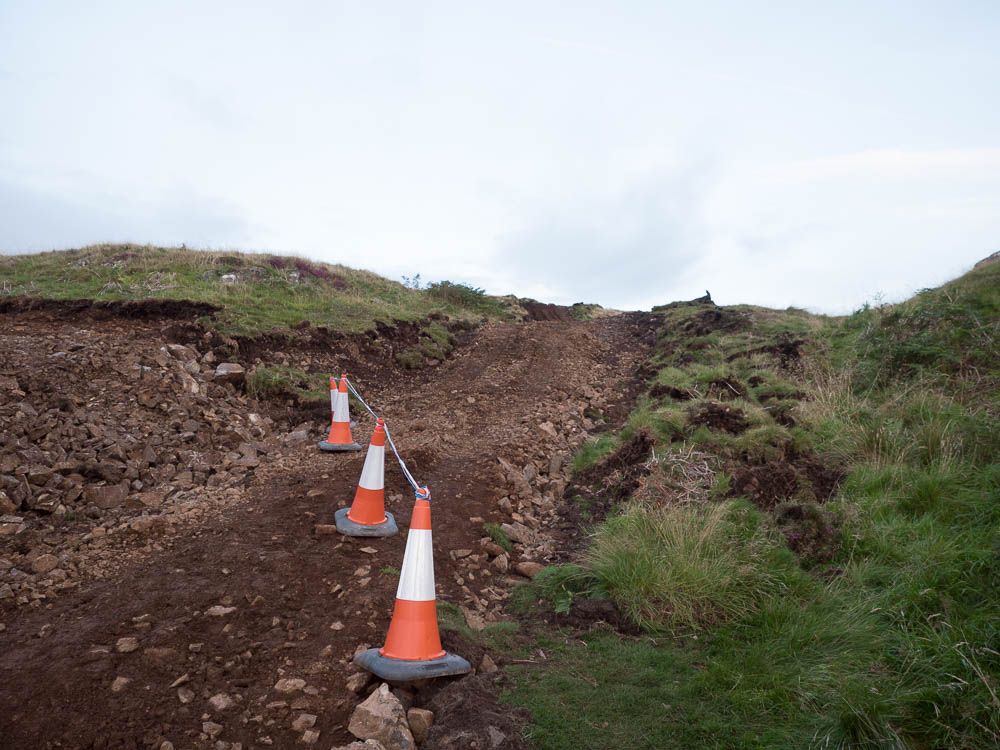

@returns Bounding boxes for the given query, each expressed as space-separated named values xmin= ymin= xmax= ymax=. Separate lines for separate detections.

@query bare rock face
xmin=348 ymin=682 xmax=415 ymax=750
xmin=214 ymin=363 xmax=246 ymax=385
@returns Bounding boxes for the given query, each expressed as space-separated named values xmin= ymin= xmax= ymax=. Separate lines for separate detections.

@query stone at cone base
xmin=347 ymin=682 xmax=415 ymax=750
xmin=406 ymin=707 xmax=434 ymax=744
xmin=335 ymin=508 xmax=398 ymax=538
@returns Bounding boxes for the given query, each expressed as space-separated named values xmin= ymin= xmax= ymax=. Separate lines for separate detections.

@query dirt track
xmin=0 ymin=308 xmax=656 ymax=749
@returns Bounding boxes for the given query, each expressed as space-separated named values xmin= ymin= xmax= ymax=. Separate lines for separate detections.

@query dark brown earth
xmin=0 ymin=303 xmax=657 ymax=749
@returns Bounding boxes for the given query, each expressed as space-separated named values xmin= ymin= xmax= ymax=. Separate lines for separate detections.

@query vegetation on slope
xmin=502 ymin=259 xmax=1000 ymax=749
xmin=0 ymin=244 xmax=511 ymax=335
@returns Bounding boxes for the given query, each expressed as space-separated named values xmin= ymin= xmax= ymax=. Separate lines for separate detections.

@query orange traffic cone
xmin=334 ymin=418 xmax=398 ymax=537
xmin=354 ymin=489 xmax=471 ymax=680
xmin=318 ymin=374 xmax=362 ymax=452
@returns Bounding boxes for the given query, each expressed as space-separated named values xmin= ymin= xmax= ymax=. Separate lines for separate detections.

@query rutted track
xmin=0 ymin=309 xmax=656 ymax=749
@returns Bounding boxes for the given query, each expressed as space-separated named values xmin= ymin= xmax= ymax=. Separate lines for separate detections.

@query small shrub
xmin=584 ymin=501 xmax=780 ymax=631
xmin=533 ymin=565 xmax=597 ymax=614
xmin=395 ymin=348 xmax=426 ymax=370
xmin=484 ymin=522 xmax=512 ymax=553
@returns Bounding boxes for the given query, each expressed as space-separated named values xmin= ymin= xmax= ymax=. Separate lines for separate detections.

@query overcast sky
xmin=1 ymin=1 xmax=998 ymax=313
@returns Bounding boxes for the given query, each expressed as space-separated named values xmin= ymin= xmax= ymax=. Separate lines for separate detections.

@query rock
xmin=348 ymin=682 xmax=415 ymax=750
xmin=346 ymin=671 xmax=372 ymax=694
xmin=209 ymin=693 xmax=235 ymax=711
xmin=292 ymin=713 xmax=317 ymax=731
xmin=451 ymin=549 xmax=472 ymax=559
xmin=491 ymin=553 xmax=509 ymax=573
xmin=116 ymin=636 xmax=140 ymax=653
xmin=31 ymin=554 xmax=59 ymax=575
xmin=274 ymin=678 xmax=307 ymax=694
xmin=111 ymin=676 xmax=131 ymax=692
xmin=498 ymin=497 xmax=513 ymax=515
xmin=0 ymin=584 xmax=13 ymax=600
xmin=515 ymin=561 xmax=544 ymax=579
xmin=460 ymin=606 xmax=486 ymax=632
xmin=522 ymin=463 xmax=537 ymax=483
xmin=283 ymin=430 xmax=310 ymax=446
xmin=479 ymin=653 xmax=499 ymax=673
xmin=538 ymin=422 xmax=558 ymax=440
xmin=548 ymin=454 xmax=563 ymax=476
xmin=331 ymin=742 xmax=387 ymax=750
xmin=500 ymin=522 xmax=538 ymax=545
xmin=165 ymin=344 xmax=196 ymax=361
xmin=0 ymin=491 xmax=15 ymax=514
xmin=136 ymin=490 xmax=165 ymax=508
xmin=177 ymin=687 xmax=195 ymax=703
xmin=315 ymin=524 xmax=338 ymax=535
xmin=214 ymin=363 xmax=246 ymax=385
xmin=202 ymin=721 xmax=223 ymax=739
xmin=488 ymin=726 xmax=506 ymax=747
xmin=406 ymin=708 xmax=434 ymax=744
xmin=301 ymin=729 xmax=321 ymax=744
xmin=85 ymin=484 xmax=126 ymax=510
xmin=205 ymin=605 xmax=236 ymax=617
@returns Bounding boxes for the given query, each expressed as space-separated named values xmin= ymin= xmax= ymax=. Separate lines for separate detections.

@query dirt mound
xmin=520 ymin=300 xmax=574 ymax=322
xmin=550 ymin=597 xmax=641 ymax=635
xmin=0 ymin=296 xmax=219 ymax=321
xmin=729 ymin=452 xmax=844 ymax=510
xmin=728 ymin=337 xmax=805 ymax=368
xmin=576 ymin=431 xmax=655 ymax=501
xmin=682 ymin=307 xmax=751 ymax=336
xmin=706 ymin=376 xmax=748 ymax=401
xmin=423 ymin=674 xmax=531 ymax=749
xmin=649 ymin=382 xmax=695 ymax=400
xmin=688 ymin=401 xmax=749 ymax=434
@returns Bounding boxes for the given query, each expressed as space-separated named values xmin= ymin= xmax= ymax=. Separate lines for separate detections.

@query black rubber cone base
xmin=353 ymin=648 xmax=471 ymax=681
xmin=317 ymin=440 xmax=362 ymax=452
xmin=334 ymin=508 xmax=398 ymax=537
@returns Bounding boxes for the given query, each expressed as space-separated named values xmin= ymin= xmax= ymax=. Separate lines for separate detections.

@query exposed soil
xmin=688 ymin=401 xmax=749 ymax=435
xmin=706 ymin=376 xmax=748 ymax=401
xmin=681 ymin=307 xmax=752 ymax=336
xmin=0 ymin=303 xmax=657 ymax=749
xmin=0 ymin=296 xmax=221 ymax=321
xmin=648 ymin=383 xmax=695 ymax=401
xmin=727 ymin=337 xmax=806 ymax=368
xmin=729 ymin=452 xmax=844 ymax=510
xmin=519 ymin=301 xmax=574 ymax=322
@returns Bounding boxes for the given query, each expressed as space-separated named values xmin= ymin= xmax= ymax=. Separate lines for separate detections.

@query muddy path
xmin=0 ymin=311 xmax=657 ymax=749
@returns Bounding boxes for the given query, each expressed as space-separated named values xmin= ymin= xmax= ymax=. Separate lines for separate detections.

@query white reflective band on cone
xmin=395 ymin=528 xmax=435 ymax=601
xmin=334 ymin=391 xmax=349 ymax=422
xmin=330 ymin=386 xmax=336 ymax=411
xmin=358 ymin=445 xmax=385 ymax=490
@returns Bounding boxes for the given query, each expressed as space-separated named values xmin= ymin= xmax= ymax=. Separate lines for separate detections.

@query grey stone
xmin=348 ymin=682 xmax=414 ymax=750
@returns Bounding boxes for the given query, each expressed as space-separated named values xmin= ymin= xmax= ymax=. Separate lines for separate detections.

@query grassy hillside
xmin=0 ymin=243 xmax=513 ymax=335
xmin=499 ymin=259 xmax=1000 ymax=749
